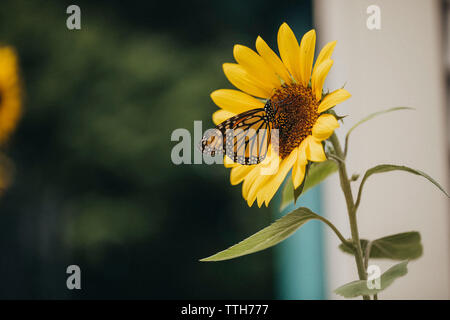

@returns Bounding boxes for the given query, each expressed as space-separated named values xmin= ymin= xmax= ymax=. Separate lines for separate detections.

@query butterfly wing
xmin=201 ymin=108 xmax=272 ymax=165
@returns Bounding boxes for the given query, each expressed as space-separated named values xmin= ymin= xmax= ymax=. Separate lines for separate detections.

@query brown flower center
xmin=271 ymin=84 xmax=319 ymax=159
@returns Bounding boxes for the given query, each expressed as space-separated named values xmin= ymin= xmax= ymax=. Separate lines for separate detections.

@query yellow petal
xmin=311 ymin=59 xmax=333 ymax=101
xmin=256 ymin=190 xmax=266 ymax=208
xmin=255 ymin=36 xmax=292 ymax=84
xmin=312 ymin=114 xmax=339 ymax=141
xmin=211 ymin=89 xmax=264 ymax=114
xmin=230 ymin=165 xmax=255 ymax=185
xmin=261 ymin=149 xmax=298 ymax=206
xmin=223 ymin=63 xmax=273 ymax=99
xmin=312 ymin=41 xmax=336 ymax=79
xmin=297 ymin=140 xmax=308 ymax=165
xmin=317 ymin=88 xmax=352 ymax=113
xmin=277 ymin=23 xmax=301 ymax=83
xmin=224 ymin=156 xmax=237 ymax=168
xmin=256 ymin=184 xmax=270 ymax=208
xmin=298 ymin=29 xmax=316 ymax=87
xmin=242 ymin=167 xmax=260 ymax=200
xmin=247 ymin=175 xmax=268 ymax=207
xmin=292 ymin=140 xmax=308 ymax=188
xmin=292 ymin=162 xmax=307 ymax=190
xmin=212 ymin=109 xmax=235 ymax=125
xmin=247 ymin=194 xmax=257 ymax=207
xmin=233 ymin=45 xmax=281 ymax=89
xmin=305 ymin=136 xmax=326 ymax=162
xmin=247 ymin=172 xmax=272 ymax=207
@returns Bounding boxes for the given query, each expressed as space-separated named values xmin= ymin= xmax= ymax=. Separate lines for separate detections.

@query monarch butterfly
xmin=201 ymin=100 xmax=277 ymax=165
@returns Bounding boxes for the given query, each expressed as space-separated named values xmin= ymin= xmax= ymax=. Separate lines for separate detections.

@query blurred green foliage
xmin=0 ymin=0 xmax=310 ymax=298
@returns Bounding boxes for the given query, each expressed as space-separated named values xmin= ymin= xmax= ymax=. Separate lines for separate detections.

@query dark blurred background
xmin=0 ymin=0 xmax=312 ymax=298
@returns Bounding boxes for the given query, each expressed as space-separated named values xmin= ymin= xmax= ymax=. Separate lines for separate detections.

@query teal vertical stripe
xmin=275 ymin=182 xmax=326 ymax=299
xmin=271 ymin=0 xmax=320 ymax=299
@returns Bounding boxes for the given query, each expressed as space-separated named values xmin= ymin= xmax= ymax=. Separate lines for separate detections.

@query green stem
xmin=329 ymin=133 xmax=369 ymax=300
xmin=315 ymin=215 xmax=352 ymax=251
xmin=364 ymin=241 xmax=379 ymax=300
xmin=364 ymin=240 xmax=373 ymax=270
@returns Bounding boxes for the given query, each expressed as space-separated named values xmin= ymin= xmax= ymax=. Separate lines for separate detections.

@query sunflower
xmin=210 ymin=23 xmax=351 ymax=207
xmin=0 ymin=46 xmax=22 ymax=145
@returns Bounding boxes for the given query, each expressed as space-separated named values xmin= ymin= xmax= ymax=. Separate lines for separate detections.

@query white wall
xmin=314 ymin=0 xmax=450 ymax=299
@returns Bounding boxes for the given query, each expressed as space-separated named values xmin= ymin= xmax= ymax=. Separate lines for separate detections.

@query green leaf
xmin=280 ymin=160 xmax=338 ymax=211
xmin=339 ymin=231 xmax=423 ymax=260
xmin=355 ymin=164 xmax=449 ymax=211
xmin=334 ymin=261 xmax=409 ymax=298
xmin=345 ymin=107 xmax=414 ymax=155
xmin=200 ymin=207 xmax=321 ymax=262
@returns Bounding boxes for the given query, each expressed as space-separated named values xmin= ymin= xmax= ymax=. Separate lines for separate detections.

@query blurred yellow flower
xmin=211 ymin=23 xmax=351 ymax=207
xmin=0 ymin=46 xmax=22 ymax=145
